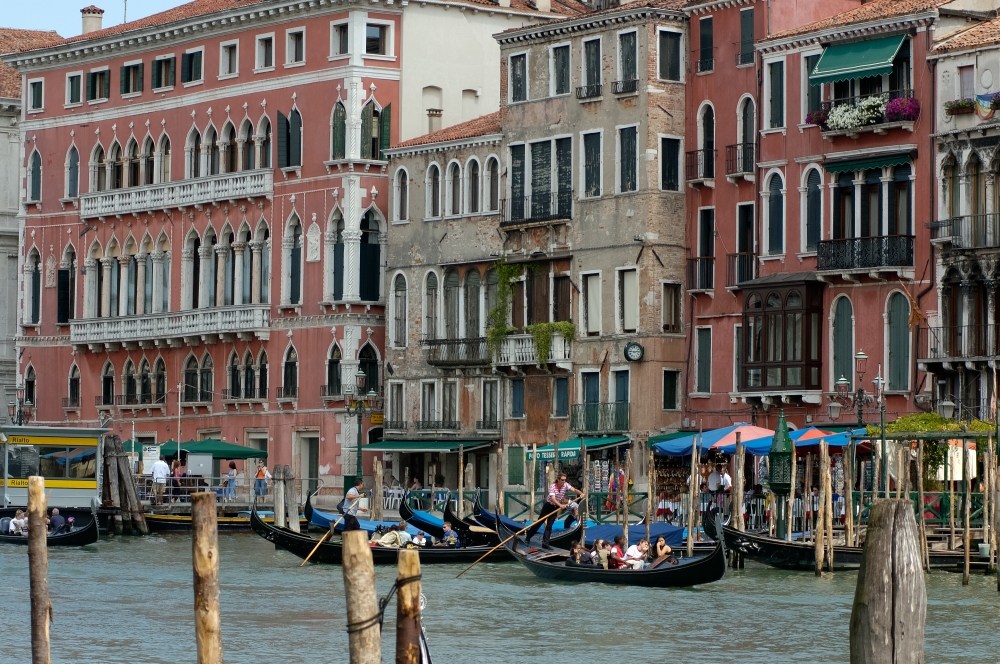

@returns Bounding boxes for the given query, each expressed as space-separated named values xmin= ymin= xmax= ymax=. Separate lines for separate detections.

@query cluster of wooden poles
xmin=270 ymin=464 xmax=302 ymax=533
xmin=101 ymin=435 xmax=148 ymax=535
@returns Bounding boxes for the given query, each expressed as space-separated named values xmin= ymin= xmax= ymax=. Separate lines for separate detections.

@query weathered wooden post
xmin=28 ymin=476 xmax=51 ymax=664
xmin=114 ymin=436 xmax=148 ymax=534
xmin=963 ymin=438 xmax=971 ymax=586
xmin=580 ymin=440 xmax=588 ymax=540
xmin=824 ymin=443 xmax=834 ymax=571
xmin=917 ymin=439 xmax=929 ymax=572
xmin=191 ymin=492 xmax=223 ymax=664
xmin=815 ymin=442 xmax=827 ymax=576
xmin=272 ymin=464 xmax=285 ymax=529
xmin=948 ymin=448 xmax=956 ymax=550
xmin=845 ymin=442 xmax=855 ymax=547
xmin=804 ymin=451 xmax=814 ymax=542
xmin=646 ymin=446 xmax=653 ymax=543
xmin=687 ymin=432 xmax=699 ymax=557
xmin=457 ymin=444 xmax=464 ymax=519
xmin=342 ymin=530 xmax=381 ymax=664
xmin=284 ymin=465 xmax=300 ymax=533
xmin=787 ymin=446 xmax=798 ymax=542
xmin=105 ymin=439 xmax=124 ymax=535
xmin=849 ymin=500 xmax=926 ymax=664
xmin=734 ymin=434 xmax=745 ymax=532
xmin=395 ymin=548 xmax=422 ymax=664
xmin=529 ymin=443 xmax=537 ymax=521
xmin=372 ymin=457 xmax=384 ymax=522
xmin=495 ymin=449 xmax=504 ymax=515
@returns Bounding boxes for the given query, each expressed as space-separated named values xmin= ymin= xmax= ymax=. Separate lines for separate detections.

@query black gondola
xmin=0 ymin=514 xmax=99 ymax=547
xmin=496 ymin=519 xmax=727 ymax=587
xmin=722 ymin=524 xmax=968 ymax=571
xmin=250 ymin=505 xmax=509 ymax=565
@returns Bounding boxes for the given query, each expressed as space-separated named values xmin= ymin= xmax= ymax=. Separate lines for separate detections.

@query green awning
xmin=824 ymin=153 xmax=911 ymax=174
xmin=647 ymin=431 xmax=694 ymax=447
xmin=525 ymin=436 xmax=628 ymax=461
xmin=364 ymin=440 xmax=494 ymax=453
xmin=159 ymin=439 xmax=267 ymax=460
xmin=809 ymin=34 xmax=906 ymax=86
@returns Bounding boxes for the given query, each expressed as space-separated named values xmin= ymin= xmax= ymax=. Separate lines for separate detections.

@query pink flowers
xmin=884 ymin=97 xmax=920 ymax=122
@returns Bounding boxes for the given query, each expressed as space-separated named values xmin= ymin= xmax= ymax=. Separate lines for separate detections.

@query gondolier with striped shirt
xmin=523 ymin=473 xmax=584 ymax=550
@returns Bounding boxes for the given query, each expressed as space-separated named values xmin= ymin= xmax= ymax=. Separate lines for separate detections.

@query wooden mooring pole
xmin=917 ymin=440 xmax=929 ymax=572
xmin=686 ymin=432 xmax=698 ymax=558
xmin=824 ymin=442 xmax=834 ymax=572
xmin=342 ymin=530 xmax=381 ymax=664
xmin=815 ymin=442 xmax=826 ymax=576
xmin=191 ymin=492 xmax=223 ymax=664
xmin=844 ymin=442 xmax=855 ymax=547
xmin=273 ymin=464 xmax=285 ymax=529
xmin=963 ymin=438 xmax=971 ymax=586
xmin=849 ymin=499 xmax=926 ymax=664
xmin=732 ymin=435 xmax=745 ymax=569
xmin=787 ymin=444 xmax=798 ymax=542
xmin=28 ymin=476 xmax=51 ymax=664
xmin=395 ymin=548 xmax=422 ymax=664
xmin=283 ymin=465 xmax=299 ymax=533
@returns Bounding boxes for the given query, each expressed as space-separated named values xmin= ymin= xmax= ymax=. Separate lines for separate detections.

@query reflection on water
xmin=2 ymin=534 xmax=999 ymax=664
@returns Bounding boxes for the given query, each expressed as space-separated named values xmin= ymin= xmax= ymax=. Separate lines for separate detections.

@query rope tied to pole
xmin=345 ymin=573 xmax=423 ymax=634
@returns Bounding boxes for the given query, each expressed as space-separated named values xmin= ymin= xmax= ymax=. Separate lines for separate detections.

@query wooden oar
xmin=455 ymin=493 xmax=586 ymax=579
xmin=299 ymin=498 xmax=360 ymax=567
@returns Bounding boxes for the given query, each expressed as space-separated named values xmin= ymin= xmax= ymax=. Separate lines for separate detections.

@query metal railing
xmin=821 ymin=89 xmax=917 ymax=126
xmin=725 ymin=142 xmax=756 ymax=175
xmin=726 ymin=252 xmax=756 ymax=287
xmin=276 ymin=386 xmax=298 ymax=400
xmin=415 ymin=420 xmax=459 ymax=430
xmin=138 ymin=473 xmax=321 ymax=507
xmin=691 ymin=47 xmax=716 ymax=73
xmin=383 ymin=420 xmax=407 ymax=430
xmin=63 ymin=396 xmax=81 ymax=408
xmin=734 ymin=47 xmax=754 ymax=66
xmin=933 ymin=213 xmax=1000 ymax=249
xmin=222 ymin=387 xmax=267 ymax=401
xmin=611 ymin=79 xmax=639 ymax=94
xmin=686 ymin=256 xmax=715 ymax=291
xmin=425 ymin=337 xmax=490 ymax=366
xmin=500 ymin=190 xmax=573 ymax=227
xmin=918 ymin=325 xmax=997 ymax=361
xmin=96 ymin=395 xmax=114 ymax=407
xmin=569 ymin=401 xmax=630 ymax=434
xmin=575 ymin=83 xmax=602 ymax=99
xmin=685 ymin=149 xmax=716 ymax=180
xmin=477 ymin=419 xmax=500 ymax=431
xmin=816 ymin=235 xmax=914 ymax=271
xmin=321 ymin=384 xmax=343 ymax=398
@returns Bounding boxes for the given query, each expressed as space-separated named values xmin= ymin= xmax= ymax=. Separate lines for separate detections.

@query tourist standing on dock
xmin=523 ymin=473 xmax=584 ymax=550
xmin=150 ymin=456 xmax=170 ymax=506
xmin=254 ymin=461 xmax=271 ymax=505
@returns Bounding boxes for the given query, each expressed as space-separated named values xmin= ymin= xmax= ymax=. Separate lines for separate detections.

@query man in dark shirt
xmin=48 ymin=508 xmax=66 ymax=534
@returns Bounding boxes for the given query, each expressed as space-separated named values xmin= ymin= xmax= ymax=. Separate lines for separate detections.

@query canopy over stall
xmin=651 ymin=425 xmax=774 ymax=457
xmin=363 ymin=440 xmax=493 ymax=454
xmin=716 ymin=427 xmax=866 ymax=455
xmin=152 ymin=439 xmax=268 ymax=460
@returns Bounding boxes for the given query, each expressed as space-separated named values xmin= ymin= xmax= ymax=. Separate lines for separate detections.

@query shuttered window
xmin=512 ymin=280 xmax=524 ymax=328
xmin=424 ymin=273 xmax=438 ymax=340
xmin=181 ymin=51 xmax=203 ymax=83
xmin=583 ymin=132 xmax=601 ymax=197
xmin=510 ymin=144 xmax=525 ymax=220
xmin=805 ymin=55 xmax=821 ymax=114
xmin=696 ymin=328 xmax=712 ymax=393
xmin=806 ymin=170 xmax=821 ymax=251
xmin=276 ymin=111 xmax=289 ymax=168
xmin=332 ymin=102 xmax=347 ymax=159
xmin=662 ymin=283 xmax=680 ymax=333
xmin=28 ymin=152 xmax=41 ymax=202
xmin=360 ymin=102 xmax=374 ymax=160
xmin=289 ymin=224 xmax=302 ymax=305
xmin=465 ymin=270 xmax=481 ymax=337
xmin=887 ymin=293 xmax=910 ymax=391
xmin=289 ymin=109 xmax=302 ymax=166
xmin=511 ymin=379 xmax=525 ymax=418
xmin=620 ymin=269 xmax=638 ymax=332
xmin=359 ymin=214 xmax=380 ymax=302
xmin=444 ymin=270 xmax=460 ymax=339
xmin=663 ymin=370 xmax=679 ymax=410
xmin=699 ymin=17 xmax=713 ymax=67
xmin=483 ymin=380 xmax=498 ymax=423
xmin=553 ymin=45 xmax=570 ymax=95
xmin=507 ymin=445 xmax=525 ymax=484
xmin=833 ymin=297 xmax=854 ymax=390
xmin=739 ymin=9 xmax=754 ymax=62
xmin=619 ymin=126 xmax=637 ymax=193
xmin=768 ymin=174 xmax=784 ymax=254
xmin=57 ymin=268 xmax=73 ymax=324
xmin=584 ymin=39 xmax=601 ymax=87
xmin=554 ymin=377 xmax=568 ymax=417
xmin=556 ymin=137 xmax=572 ymax=209
xmin=769 ymin=61 xmax=784 ymax=128
xmin=620 ymin=32 xmax=637 ymax=81
xmin=661 ymin=137 xmax=679 ymax=191
xmin=658 ymin=31 xmax=681 ymax=81
xmin=67 ymin=147 xmax=79 ymax=198
xmin=584 ymin=273 xmax=601 ymax=334
xmin=530 ymin=141 xmax=551 ymax=219
xmin=393 ymin=275 xmax=407 ymax=347
xmin=378 ymin=103 xmax=392 ymax=160
xmin=510 ymin=54 xmax=526 ymax=102
xmin=553 ymin=275 xmax=570 ymax=322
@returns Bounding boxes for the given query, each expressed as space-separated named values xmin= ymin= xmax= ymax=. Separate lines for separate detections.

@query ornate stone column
xmin=323 ymin=229 xmax=336 ymax=302
xmin=100 ymin=257 xmax=114 ymax=318
xmin=118 ymin=255 xmax=131 ymax=316
xmin=961 ymin=279 xmax=975 ymax=356
xmin=215 ymin=244 xmax=228 ymax=307
xmin=135 ymin=252 xmax=147 ymax=315
xmin=181 ymin=247 xmax=195 ymax=310
xmin=151 ymin=251 xmax=164 ymax=313
xmin=249 ymin=240 xmax=263 ymax=304
xmin=986 ymin=278 xmax=997 ymax=357
xmin=83 ymin=258 xmax=97 ymax=318
xmin=281 ymin=233 xmax=295 ymax=304
xmin=341 ymin=228 xmax=362 ymax=302
xmin=233 ymin=241 xmax=246 ymax=305
xmin=198 ymin=244 xmax=214 ymax=308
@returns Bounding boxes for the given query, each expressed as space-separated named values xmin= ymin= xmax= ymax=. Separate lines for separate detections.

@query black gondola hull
xmin=0 ymin=516 xmax=99 ymax=547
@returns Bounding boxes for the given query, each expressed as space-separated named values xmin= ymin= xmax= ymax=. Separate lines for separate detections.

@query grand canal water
xmin=2 ymin=533 xmax=999 ymax=663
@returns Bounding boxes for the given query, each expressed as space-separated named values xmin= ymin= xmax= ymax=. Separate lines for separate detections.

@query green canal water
xmin=2 ymin=533 xmax=999 ymax=663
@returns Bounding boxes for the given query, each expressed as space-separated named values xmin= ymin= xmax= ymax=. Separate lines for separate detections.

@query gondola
xmin=305 ymin=493 xmax=420 ymax=536
xmin=497 ymin=519 xmax=727 ymax=588
xmin=722 ymin=524 xmax=969 ymax=571
xmin=143 ymin=510 xmax=308 ymax=533
xmin=250 ymin=505 xmax=509 ymax=565
xmin=0 ymin=514 xmax=99 ymax=547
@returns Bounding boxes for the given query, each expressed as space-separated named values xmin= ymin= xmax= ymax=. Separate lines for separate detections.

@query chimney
xmin=534 ymin=0 xmax=551 ymax=10
xmin=427 ymin=109 xmax=443 ymax=133
xmin=81 ymin=6 xmax=105 ymax=35
xmin=497 ymin=0 xmax=512 ymax=7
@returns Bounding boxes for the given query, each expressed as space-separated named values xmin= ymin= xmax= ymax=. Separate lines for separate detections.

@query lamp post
xmin=343 ymin=368 xmax=381 ymax=490
xmin=7 ymin=384 xmax=33 ymax=426
xmin=768 ymin=410 xmax=793 ymax=539
xmin=828 ymin=350 xmax=878 ymax=501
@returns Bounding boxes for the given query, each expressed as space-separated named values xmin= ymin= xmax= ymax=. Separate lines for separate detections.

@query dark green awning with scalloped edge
xmin=824 ymin=153 xmax=911 ymax=174
xmin=809 ymin=34 xmax=906 ymax=86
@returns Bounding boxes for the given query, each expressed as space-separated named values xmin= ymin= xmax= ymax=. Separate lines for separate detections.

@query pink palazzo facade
xmin=7 ymin=0 xmax=582 ymax=489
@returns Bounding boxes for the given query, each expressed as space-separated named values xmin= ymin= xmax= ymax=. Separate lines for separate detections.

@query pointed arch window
xmin=241 ymin=121 xmax=255 ymax=171
xmin=260 ymin=228 xmax=270 ymax=305
xmin=393 ymin=274 xmax=407 ymax=347
xmin=28 ymin=151 xmax=41 ymax=202
xmin=199 ymin=355 xmax=214 ymax=402
xmin=207 ymin=127 xmax=220 ymax=176
xmin=123 ymin=361 xmax=137 ymax=405
xmin=327 ymin=346 xmax=342 ymax=396
xmin=332 ymin=102 xmax=346 ymax=160
xmin=102 ymin=363 xmax=115 ymax=405
xmin=58 ymin=246 xmax=76 ymax=324
xmin=805 ymin=169 xmax=821 ymax=251
xmin=126 ymin=254 xmax=138 ymax=315
xmin=189 ymin=131 xmax=202 ymax=178
xmin=333 ymin=219 xmax=345 ymax=301
xmin=139 ymin=359 xmax=152 ymax=404
xmin=282 ymin=347 xmax=298 ymax=399
xmin=243 ymin=352 xmax=256 ymax=399
xmin=94 ymin=146 xmax=107 ymax=192
xmin=224 ymin=233 xmax=235 ymax=306
xmin=359 ymin=211 xmax=380 ymax=302
xmin=28 ymin=250 xmax=40 ymax=324
xmin=67 ymin=147 xmax=80 ymax=198
xmin=224 ymin=125 xmax=237 ymax=173
xmin=68 ymin=365 xmax=81 ymax=408
xmin=767 ymin=173 xmax=784 ymax=255
xmin=360 ymin=101 xmax=389 ymax=160
xmin=832 ymin=296 xmax=854 ymax=390
xmin=288 ymin=218 xmax=303 ymax=305
xmin=127 ymin=142 xmax=140 ymax=187
xmin=142 ymin=138 xmax=155 ymax=185
xmin=443 ymin=269 xmax=460 ymax=339
xmin=184 ymin=357 xmax=200 ymax=402
xmin=24 ymin=367 xmax=35 ymax=408
xmin=359 ymin=344 xmax=379 ymax=395
xmin=229 ymin=354 xmax=241 ymax=400
xmin=159 ymin=136 xmax=171 ymax=183
xmin=428 ymin=165 xmax=441 ymax=217
xmin=701 ymin=106 xmax=715 ymax=178
xmin=465 ymin=269 xmax=481 ymax=338
xmin=395 ymin=169 xmax=408 ymax=221
xmin=468 ymin=160 xmax=480 ymax=213
xmin=487 ymin=158 xmax=500 ymax=212
xmin=260 ymin=119 xmax=272 ymax=169
xmin=425 ymin=272 xmax=438 ymax=340
xmin=191 ymin=237 xmax=202 ymax=308
xmin=154 ymin=358 xmax=166 ymax=404
xmin=258 ymin=352 xmax=269 ymax=398
xmin=110 ymin=144 xmax=124 ymax=189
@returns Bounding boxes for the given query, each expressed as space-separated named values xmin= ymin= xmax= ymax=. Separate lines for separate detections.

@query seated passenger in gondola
xmin=624 ymin=538 xmax=650 ymax=569
xmin=432 ymin=522 xmax=459 ymax=547
xmin=412 ymin=531 xmax=427 ymax=546
xmin=397 ymin=521 xmax=412 ymax=546
xmin=376 ymin=525 xmax=404 ymax=548
xmin=608 ymin=535 xmax=628 ymax=569
xmin=596 ymin=540 xmax=611 ymax=569
xmin=8 ymin=510 xmax=27 ymax=535
xmin=48 ymin=509 xmax=66 ymax=535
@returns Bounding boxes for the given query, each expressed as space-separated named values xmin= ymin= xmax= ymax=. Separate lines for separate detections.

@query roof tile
xmin=395 ymin=110 xmax=503 ymax=149
xmin=933 ymin=15 xmax=1000 ymax=54
xmin=0 ymin=29 xmax=64 ymax=99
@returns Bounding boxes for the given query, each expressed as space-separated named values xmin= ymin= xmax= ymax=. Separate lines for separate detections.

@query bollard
xmin=283 ymin=465 xmax=299 ymax=533
xmin=395 ymin=549 xmax=422 ymax=664
xmin=342 ymin=530 xmax=381 ymax=664
xmin=28 ymin=476 xmax=51 ymax=664
xmin=192 ymin=492 xmax=223 ymax=664
xmin=273 ymin=464 xmax=285 ymax=529
xmin=849 ymin=499 xmax=925 ymax=664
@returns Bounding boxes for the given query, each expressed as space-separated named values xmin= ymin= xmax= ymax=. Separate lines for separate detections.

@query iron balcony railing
xmin=691 ymin=47 xmax=716 ymax=73
xmin=820 ymin=89 xmax=917 ymax=127
xmin=816 ymin=235 xmax=915 ymax=271
xmin=276 ymin=386 xmax=298 ymax=400
xmin=477 ymin=419 xmax=500 ymax=430
xmin=575 ymin=84 xmax=602 ymax=99
xmin=933 ymin=214 xmax=1000 ymax=249
xmin=611 ymin=79 xmax=639 ymax=94
xmin=570 ymin=402 xmax=630 ymax=434
xmin=222 ymin=387 xmax=266 ymax=401
xmin=725 ymin=142 xmax=756 ymax=175
xmin=416 ymin=420 xmax=459 ymax=430
xmin=425 ymin=337 xmax=490 ymax=366
xmin=96 ymin=395 xmax=114 ymax=407
xmin=687 ymin=257 xmax=715 ymax=291
xmin=918 ymin=325 xmax=998 ymax=361
xmin=734 ymin=46 xmax=754 ymax=66
xmin=685 ymin=149 xmax=716 ymax=180
xmin=500 ymin=191 xmax=573 ymax=227
xmin=726 ymin=252 xmax=756 ymax=287
xmin=383 ymin=420 xmax=407 ymax=430
xmin=62 ymin=396 xmax=80 ymax=408
xmin=321 ymin=384 xmax=342 ymax=398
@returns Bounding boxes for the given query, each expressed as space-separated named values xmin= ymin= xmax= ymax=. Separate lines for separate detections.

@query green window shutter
xmin=661 ymin=137 xmax=679 ymax=190
xmin=768 ymin=175 xmax=783 ymax=254
xmin=168 ymin=57 xmax=176 ymax=87
xmin=696 ymin=328 xmax=712 ymax=393
xmin=276 ymin=111 xmax=289 ymax=168
xmin=659 ymin=31 xmax=680 ymax=81
xmin=510 ymin=144 xmax=525 ymax=219
xmin=507 ymin=447 xmax=524 ymax=485
xmin=152 ymin=61 xmax=161 ymax=89
xmin=833 ymin=297 xmax=854 ymax=390
xmin=585 ymin=40 xmax=601 ymax=86
xmin=181 ymin=53 xmax=192 ymax=83
xmin=663 ymin=371 xmax=678 ymax=410
xmin=57 ymin=269 xmax=71 ymax=324
xmin=136 ymin=63 xmax=143 ymax=92
xmin=378 ymin=103 xmax=391 ymax=160
xmin=584 ymin=132 xmax=600 ymax=196
xmin=620 ymin=126 xmax=636 ymax=192
xmin=103 ymin=70 xmax=111 ymax=99
xmin=530 ymin=141 xmax=551 ymax=219
xmin=289 ymin=110 xmax=302 ymax=167
xmin=360 ymin=103 xmax=374 ymax=159
xmin=888 ymin=293 xmax=910 ymax=391
xmin=806 ymin=170 xmax=821 ymax=250
xmin=120 ymin=66 xmax=128 ymax=95
xmin=86 ymin=72 xmax=96 ymax=101
xmin=740 ymin=9 xmax=754 ymax=56
xmin=332 ymin=103 xmax=346 ymax=159
xmin=620 ymin=32 xmax=637 ymax=81
xmin=769 ymin=61 xmax=784 ymax=128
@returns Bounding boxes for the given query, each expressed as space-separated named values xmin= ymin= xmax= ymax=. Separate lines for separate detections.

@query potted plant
xmin=805 ymin=108 xmax=829 ymax=128
xmin=826 ymin=96 xmax=886 ymax=131
xmin=884 ymin=96 xmax=920 ymax=122
xmin=991 ymin=92 xmax=1000 ymax=110
xmin=945 ymin=98 xmax=975 ymax=115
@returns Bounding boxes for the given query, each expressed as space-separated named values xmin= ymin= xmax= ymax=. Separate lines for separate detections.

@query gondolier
xmin=522 ymin=473 xmax=583 ymax=550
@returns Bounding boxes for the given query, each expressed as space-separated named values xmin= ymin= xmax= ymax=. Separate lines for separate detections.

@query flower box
xmin=945 ymin=99 xmax=975 ymax=116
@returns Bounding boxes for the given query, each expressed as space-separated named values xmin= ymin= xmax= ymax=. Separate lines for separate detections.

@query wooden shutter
xmin=29 ymin=153 xmax=40 ymax=201
xmin=87 ymin=72 xmax=96 ymax=101
xmin=152 ymin=60 xmax=161 ymax=89
xmin=556 ymin=137 xmax=572 ymax=193
xmin=888 ymin=294 xmax=910 ymax=390
xmin=585 ymin=273 xmax=601 ymax=333
xmin=103 ymin=69 xmax=111 ymax=99
xmin=379 ymin=104 xmax=391 ymax=160
xmin=620 ymin=32 xmax=637 ymax=80
xmin=168 ymin=57 xmax=176 ymax=87
xmin=806 ymin=170 xmax=821 ymax=250
xmin=530 ymin=141 xmax=551 ymax=218
xmin=290 ymin=240 xmax=301 ymax=304
xmin=585 ymin=40 xmax=600 ymax=87
xmin=555 ymin=377 xmax=568 ymax=416
xmin=332 ymin=103 xmax=346 ymax=159
xmin=289 ymin=110 xmax=302 ymax=166
xmin=136 ymin=63 xmax=143 ymax=92
xmin=699 ymin=17 xmax=713 ymax=61
xmin=620 ymin=127 xmax=636 ymax=192
xmin=770 ymin=61 xmax=784 ymax=128
xmin=181 ymin=53 xmax=193 ymax=83
xmin=555 ymin=46 xmax=569 ymax=94
xmin=512 ymin=280 xmax=524 ymax=328
xmin=510 ymin=144 xmax=525 ymax=219
xmin=68 ymin=149 xmax=79 ymax=198
xmin=740 ymin=9 xmax=754 ymax=54
xmin=276 ymin=111 xmax=289 ymax=168
xmin=661 ymin=137 xmax=679 ymax=190
xmin=120 ymin=66 xmax=128 ymax=95
xmin=360 ymin=243 xmax=380 ymax=301
xmin=833 ymin=297 xmax=854 ymax=389
xmin=531 ymin=267 xmax=549 ymax=324
xmin=659 ymin=31 xmax=680 ymax=81
xmin=696 ymin=327 xmax=712 ymax=392
xmin=554 ymin=276 xmax=570 ymax=322
xmin=30 ymin=268 xmax=40 ymax=324
xmin=333 ymin=241 xmax=344 ymax=300
xmin=768 ymin=176 xmax=783 ymax=254
xmin=57 ymin=269 xmax=70 ymax=324
xmin=621 ymin=269 xmax=638 ymax=331
xmin=584 ymin=133 xmax=600 ymax=196
xmin=360 ymin=103 xmax=374 ymax=159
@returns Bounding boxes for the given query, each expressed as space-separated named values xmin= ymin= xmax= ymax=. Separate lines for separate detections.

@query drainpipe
xmin=915 ymin=31 xmax=938 ymax=409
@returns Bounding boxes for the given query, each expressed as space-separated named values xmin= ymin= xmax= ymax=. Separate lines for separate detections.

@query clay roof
xmin=933 ymin=15 xmax=1000 ymax=54
xmin=499 ymin=0 xmax=685 ymax=36
xmin=394 ymin=110 xmax=503 ymax=149
xmin=0 ymin=29 xmax=63 ymax=99
xmin=765 ymin=0 xmax=949 ymax=42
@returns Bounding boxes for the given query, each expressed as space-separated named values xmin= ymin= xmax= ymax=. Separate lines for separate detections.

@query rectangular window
xmin=658 ymin=30 xmax=681 ymax=81
xmin=805 ymin=54 xmax=821 ymax=114
xmin=584 ymin=39 xmax=601 ymax=87
xmin=181 ymin=50 xmax=203 ymax=83
xmin=619 ymin=126 xmax=637 ymax=193
xmin=67 ymin=74 xmax=81 ymax=105
xmin=662 ymin=283 xmax=680 ymax=333
xmin=120 ymin=63 xmax=143 ymax=95
xmin=696 ymin=327 xmax=712 ymax=393
xmin=769 ymin=61 xmax=784 ymax=128
xmin=389 ymin=383 xmax=404 ymax=423
xmin=332 ymin=24 xmax=349 ymax=56
xmin=86 ymin=69 xmax=110 ymax=101
xmin=553 ymin=376 xmax=568 ymax=417
xmin=28 ymin=81 xmax=42 ymax=110
xmin=151 ymin=57 xmax=175 ymax=89
xmin=619 ymin=31 xmax=637 ymax=82
xmin=584 ymin=273 xmax=601 ymax=335
xmin=583 ymin=132 xmax=601 ymax=197
xmin=959 ymin=65 xmax=974 ymax=99
xmin=734 ymin=324 xmax=743 ymax=392
xmin=442 ymin=382 xmax=457 ymax=424
xmin=421 ymin=383 xmax=436 ymax=421
xmin=366 ymin=24 xmax=386 ymax=55
xmin=221 ymin=43 xmax=238 ymax=76
xmin=698 ymin=17 xmax=713 ymax=72
xmin=553 ymin=45 xmax=570 ymax=95
xmin=482 ymin=380 xmax=498 ymax=424
xmin=619 ymin=268 xmax=638 ymax=333
xmin=287 ymin=30 xmax=305 ymax=64
xmin=256 ymin=36 xmax=274 ymax=69
xmin=508 ymin=446 xmax=525 ymax=484
xmin=510 ymin=53 xmax=527 ymax=102
xmin=553 ymin=275 xmax=571 ymax=322
xmin=511 ymin=379 xmax=525 ymax=418
xmin=739 ymin=9 xmax=754 ymax=65
xmin=663 ymin=370 xmax=679 ymax=410
xmin=661 ymin=137 xmax=680 ymax=191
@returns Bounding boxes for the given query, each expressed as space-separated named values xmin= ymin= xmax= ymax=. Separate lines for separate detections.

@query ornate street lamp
xmin=342 ymin=368 xmax=382 ymax=491
xmin=8 ymin=385 xmax=32 ymax=426
xmin=768 ymin=410 xmax=793 ymax=539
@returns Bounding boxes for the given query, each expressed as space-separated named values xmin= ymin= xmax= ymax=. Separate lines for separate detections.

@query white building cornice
xmin=495 ymin=7 xmax=685 ymax=45
xmin=684 ymin=0 xmax=756 ymax=17
xmin=383 ymin=134 xmax=502 ymax=158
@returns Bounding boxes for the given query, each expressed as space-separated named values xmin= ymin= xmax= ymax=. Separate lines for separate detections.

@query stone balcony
xmin=79 ymin=170 xmax=273 ymax=219
xmin=496 ymin=332 xmax=571 ymax=367
xmin=70 ymin=304 xmax=271 ymax=351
